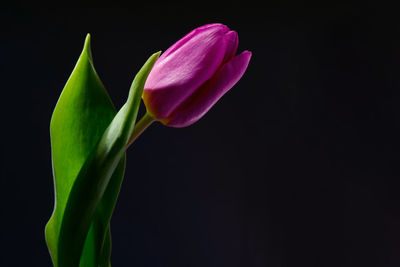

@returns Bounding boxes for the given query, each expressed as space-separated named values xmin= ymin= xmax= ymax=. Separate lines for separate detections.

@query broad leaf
xmin=57 ymin=51 xmax=159 ymax=267
xmin=45 ymin=34 xmax=119 ymax=266
xmin=45 ymin=32 xmax=160 ymax=267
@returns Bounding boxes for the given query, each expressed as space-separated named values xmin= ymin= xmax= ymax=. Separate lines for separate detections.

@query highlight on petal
xmin=161 ymin=23 xmax=229 ymax=59
xmin=164 ymin=51 xmax=252 ymax=127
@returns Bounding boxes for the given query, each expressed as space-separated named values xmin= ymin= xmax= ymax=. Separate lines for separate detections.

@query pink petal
xmin=161 ymin=23 xmax=229 ymax=59
xmin=144 ymin=25 xmax=229 ymax=119
xmin=222 ymin=31 xmax=238 ymax=63
xmin=164 ymin=51 xmax=252 ymax=127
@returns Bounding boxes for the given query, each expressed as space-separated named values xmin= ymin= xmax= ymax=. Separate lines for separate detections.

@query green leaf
xmin=45 ymin=32 xmax=160 ymax=267
xmin=79 ymin=155 xmax=125 ymax=267
xmin=57 ymin=50 xmax=159 ymax=267
xmin=45 ymin=34 xmax=118 ymax=267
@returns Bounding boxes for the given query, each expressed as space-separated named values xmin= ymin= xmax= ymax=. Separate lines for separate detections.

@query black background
xmin=1 ymin=6 xmax=400 ymax=267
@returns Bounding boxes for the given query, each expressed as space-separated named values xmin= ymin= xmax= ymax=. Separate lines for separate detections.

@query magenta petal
xmin=165 ymin=51 xmax=252 ymax=127
xmin=144 ymin=25 xmax=229 ymax=119
xmin=161 ymin=23 xmax=229 ymax=59
xmin=222 ymin=31 xmax=238 ymax=63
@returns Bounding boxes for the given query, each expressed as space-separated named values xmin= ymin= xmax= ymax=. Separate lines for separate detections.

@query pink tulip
xmin=143 ymin=23 xmax=252 ymax=127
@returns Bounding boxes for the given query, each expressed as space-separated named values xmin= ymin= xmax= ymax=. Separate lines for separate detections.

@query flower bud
xmin=143 ymin=23 xmax=252 ymax=127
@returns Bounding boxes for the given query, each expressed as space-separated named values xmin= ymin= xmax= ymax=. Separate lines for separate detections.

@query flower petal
xmin=164 ymin=51 xmax=252 ymax=127
xmin=161 ymin=23 xmax=229 ymax=59
xmin=223 ymin=31 xmax=238 ymax=63
xmin=144 ymin=24 xmax=229 ymax=119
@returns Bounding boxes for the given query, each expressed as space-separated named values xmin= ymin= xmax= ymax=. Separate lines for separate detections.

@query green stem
xmin=126 ymin=112 xmax=155 ymax=148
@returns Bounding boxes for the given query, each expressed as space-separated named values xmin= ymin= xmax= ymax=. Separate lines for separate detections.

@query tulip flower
xmin=144 ymin=23 xmax=251 ymax=126
xmin=126 ymin=23 xmax=251 ymax=147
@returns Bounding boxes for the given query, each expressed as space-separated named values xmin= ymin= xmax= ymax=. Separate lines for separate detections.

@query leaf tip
xmin=143 ymin=51 xmax=161 ymax=72
xmin=82 ymin=33 xmax=93 ymax=61
xmin=152 ymin=51 xmax=162 ymax=62
xmin=154 ymin=50 xmax=162 ymax=58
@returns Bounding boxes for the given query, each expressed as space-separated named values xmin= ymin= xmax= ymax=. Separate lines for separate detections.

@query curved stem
xmin=126 ymin=112 xmax=155 ymax=149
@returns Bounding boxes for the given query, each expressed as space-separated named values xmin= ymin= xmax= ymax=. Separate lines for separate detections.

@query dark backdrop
xmin=1 ymin=6 xmax=400 ymax=267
